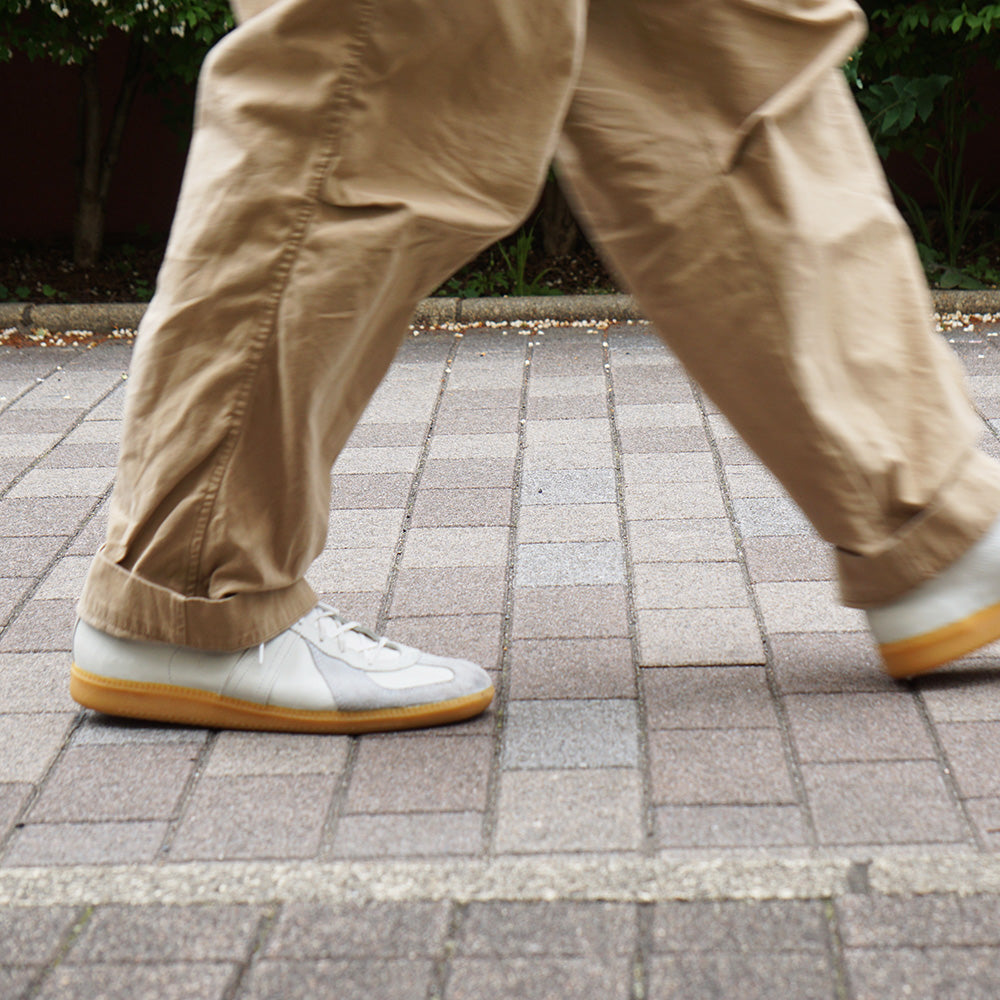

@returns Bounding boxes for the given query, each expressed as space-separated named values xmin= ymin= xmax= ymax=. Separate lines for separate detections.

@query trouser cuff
xmin=77 ymin=547 xmax=318 ymax=652
xmin=838 ymin=449 xmax=1000 ymax=608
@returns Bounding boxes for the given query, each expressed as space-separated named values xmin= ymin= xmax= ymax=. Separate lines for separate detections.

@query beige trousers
xmin=79 ymin=0 xmax=1000 ymax=651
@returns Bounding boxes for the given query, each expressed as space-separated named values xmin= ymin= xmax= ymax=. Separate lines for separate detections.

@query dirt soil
xmin=1 ymin=237 xmax=621 ymax=305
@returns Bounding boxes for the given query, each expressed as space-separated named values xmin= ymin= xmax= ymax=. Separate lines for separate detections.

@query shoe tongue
xmin=318 ymin=611 xmax=403 ymax=665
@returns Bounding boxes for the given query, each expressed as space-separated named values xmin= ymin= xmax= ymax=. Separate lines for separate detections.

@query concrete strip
xmin=4 ymin=289 xmax=999 ymax=335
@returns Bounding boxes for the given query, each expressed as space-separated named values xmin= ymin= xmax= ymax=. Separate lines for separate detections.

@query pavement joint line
xmin=602 ymin=333 xmax=655 ymax=856
xmin=6 ymin=853 xmax=1000 ymax=906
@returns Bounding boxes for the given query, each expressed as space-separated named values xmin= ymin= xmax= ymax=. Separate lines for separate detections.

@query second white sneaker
xmin=70 ymin=604 xmax=494 ymax=733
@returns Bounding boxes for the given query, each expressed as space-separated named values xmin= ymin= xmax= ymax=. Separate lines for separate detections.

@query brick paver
xmin=2 ymin=318 xmax=1000 ymax=996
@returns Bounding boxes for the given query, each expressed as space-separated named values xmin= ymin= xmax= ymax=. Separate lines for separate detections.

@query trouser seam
xmin=180 ymin=0 xmax=379 ymax=609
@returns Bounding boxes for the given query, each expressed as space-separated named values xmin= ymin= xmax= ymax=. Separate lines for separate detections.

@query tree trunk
xmin=537 ymin=174 xmax=580 ymax=258
xmin=72 ymin=36 xmax=147 ymax=269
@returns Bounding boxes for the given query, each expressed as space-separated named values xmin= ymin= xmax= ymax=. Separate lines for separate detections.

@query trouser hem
xmin=838 ymin=449 xmax=1000 ymax=608
xmin=77 ymin=548 xmax=318 ymax=652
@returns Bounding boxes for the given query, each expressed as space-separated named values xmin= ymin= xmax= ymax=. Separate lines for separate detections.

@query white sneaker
xmin=867 ymin=518 xmax=1000 ymax=678
xmin=70 ymin=604 xmax=494 ymax=733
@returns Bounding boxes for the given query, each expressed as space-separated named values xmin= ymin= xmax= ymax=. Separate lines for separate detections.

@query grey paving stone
xmin=754 ymin=581 xmax=866 ymax=633
xmin=242 ymin=958 xmax=434 ymax=1000
xmin=169 ymin=775 xmax=333 ymax=860
xmin=622 ymin=482 xmax=726 ymax=520
xmin=360 ymin=388 xmax=437 ymax=424
xmin=38 ymin=442 xmax=120 ymax=470
xmin=345 ymin=421 xmax=429 ymax=447
xmin=428 ymin=433 xmax=518 ymax=461
xmin=629 ymin=518 xmax=737 ymax=562
xmin=642 ymin=667 xmax=778 ymax=729
xmin=844 ymin=947 xmax=1000 ymax=1000
xmin=0 ymin=713 xmax=74 ymax=783
xmin=346 ymin=735 xmax=492 ymax=813
xmin=724 ymin=463 xmax=786 ymax=498
xmin=6 ymin=467 xmax=114 ymax=499
xmin=636 ymin=607 xmax=766 ymax=666
xmin=0 ymin=599 xmax=76 ymax=651
xmin=65 ymin=504 xmax=109 ymax=555
xmin=390 ymin=566 xmax=506 ymax=617
xmin=0 ymin=967 xmax=34 ymax=999
xmin=0 ymin=497 xmax=96 ymax=536
xmin=633 ymin=561 xmax=748 ymax=609
xmin=445 ymin=957 xmax=632 ymax=1000
xmin=306 ymin=545 xmax=394 ymax=592
xmin=436 ymin=390 xmax=522 ymax=417
xmin=0 ymin=578 xmax=32 ymax=627
xmin=494 ymin=769 xmax=642 ymax=853
xmin=313 ymin=590 xmax=383 ymax=625
xmin=919 ymin=674 xmax=1000 ymax=722
xmin=28 ymin=744 xmax=198 ymax=823
xmin=204 ymin=732 xmax=350 ymax=777
xmin=434 ymin=407 xmax=521 ymax=434
xmin=457 ymin=901 xmax=635 ymax=958
xmin=524 ymin=418 xmax=611 ymax=446
xmin=621 ymin=452 xmax=716 ymax=487
xmin=655 ymin=804 xmax=808 ymax=849
xmin=936 ymin=722 xmax=1000 ymax=797
xmin=265 ymin=901 xmax=450 ymax=958
xmin=742 ymin=535 xmax=835 ymax=582
xmin=516 ymin=503 xmax=620 ymax=543
xmin=651 ymin=898 xmax=829 ymax=952
xmin=506 ymin=638 xmax=635 ymax=700
xmin=648 ymin=729 xmax=795 ymax=805
xmin=2 ymin=821 xmax=169 ymax=866
xmin=36 ymin=962 xmax=239 ymax=1000
xmin=70 ymin=715 xmax=208 ymax=746
xmin=611 ymin=379 xmax=697 ymax=406
xmin=522 ymin=441 xmax=614 ymax=471
xmin=1 ymin=535 xmax=66 ymax=578
xmin=33 ymin=554 xmax=90 ymax=600
xmin=324 ymin=507 xmax=404 ymax=548
xmin=521 ymin=468 xmax=616 ymax=506
xmin=384 ymin=613 xmax=503 ymax=669
xmin=400 ymin=526 xmax=509 ymax=568
xmin=333 ymin=446 xmax=421 ymax=476
xmin=647 ymin=952 xmax=836 ymax=1000
xmin=836 ymin=895 xmax=1000 ymax=947
xmin=515 ymin=541 xmax=624 ymax=587
xmin=0 ymin=905 xmax=79 ymax=964
xmin=525 ymin=395 xmax=608 ymax=420
xmin=784 ymin=692 xmax=935 ymax=762
xmin=963 ymin=798 xmax=1000 ymax=849
xmin=409 ymin=488 xmax=512 ymax=527
xmin=528 ymin=375 xmax=606 ymax=397
xmin=733 ymin=497 xmax=812 ymax=536
xmin=502 ymin=699 xmax=639 ymax=769
xmin=802 ymin=761 xmax=965 ymax=845
xmin=60 ymin=420 xmax=121 ymax=445
xmin=332 ymin=811 xmax=483 ymax=858
xmin=0 ymin=432 xmax=60 ymax=458
xmin=0 ymin=782 xmax=31 ymax=839
xmin=327 ymin=473 xmax=412 ymax=509
xmin=615 ymin=402 xmax=702 ymax=429
xmin=0 ymin=408 xmax=77 ymax=434
xmin=419 ymin=457 xmax=517 ymax=489
xmin=65 ymin=904 xmax=261 ymax=962
xmin=617 ymin=425 xmax=710 ymax=453
xmin=511 ymin=585 xmax=629 ymax=639
xmin=769 ymin=632 xmax=893 ymax=694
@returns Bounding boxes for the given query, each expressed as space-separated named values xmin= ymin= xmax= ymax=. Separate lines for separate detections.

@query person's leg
xmin=556 ymin=0 xmax=1000 ymax=675
xmin=72 ymin=0 xmax=586 ymax=731
xmin=79 ymin=0 xmax=585 ymax=650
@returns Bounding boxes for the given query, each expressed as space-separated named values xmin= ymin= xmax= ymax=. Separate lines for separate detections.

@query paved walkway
xmin=2 ymin=318 xmax=1000 ymax=998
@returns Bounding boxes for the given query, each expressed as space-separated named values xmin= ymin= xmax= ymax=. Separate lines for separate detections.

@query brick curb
xmin=3 ymin=289 xmax=995 ymax=336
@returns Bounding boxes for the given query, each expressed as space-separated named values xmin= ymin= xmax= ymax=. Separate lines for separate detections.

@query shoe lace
xmin=313 ymin=605 xmax=401 ymax=667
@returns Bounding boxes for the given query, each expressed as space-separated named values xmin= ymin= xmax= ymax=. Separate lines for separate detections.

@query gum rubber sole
xmin=878 ymin=600 xmax=1000 ymax=679
xmin=70 ymin=664 xmax=494 ymax=734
